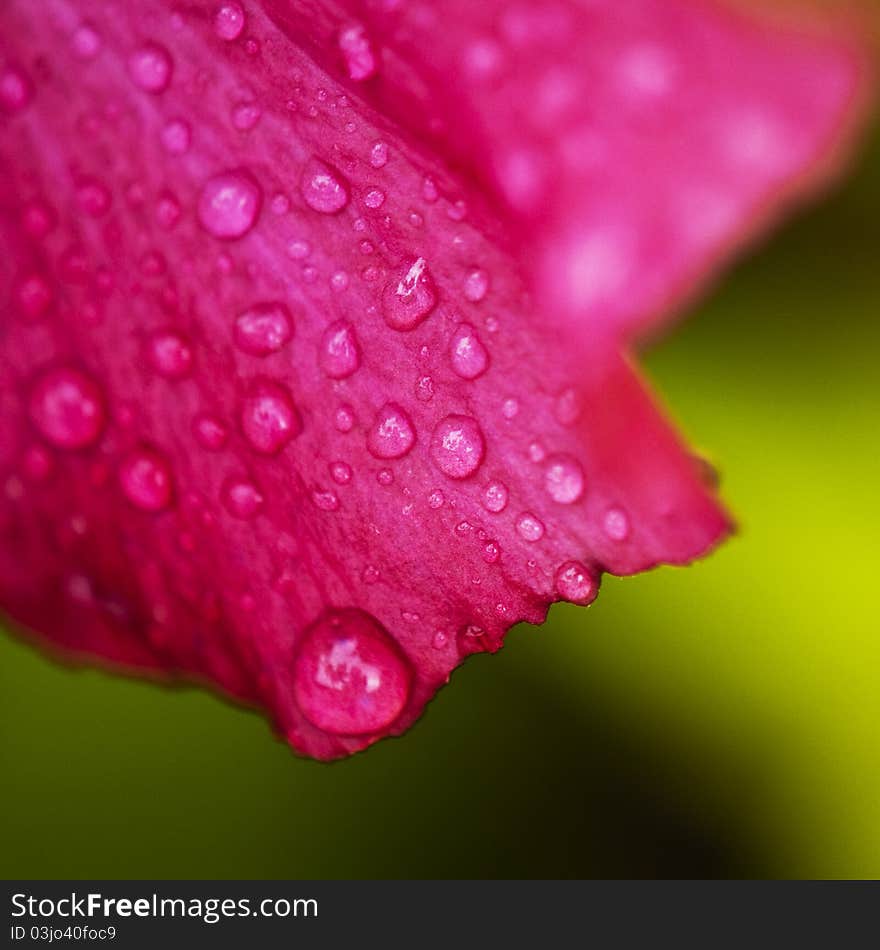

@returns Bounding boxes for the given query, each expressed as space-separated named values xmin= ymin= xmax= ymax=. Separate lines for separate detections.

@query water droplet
xmin=501 ymin=397 xmax=519 ymax=419
xmin=422 ymin=177 xmax=439 ymax=203
xmin=367 ymin=403 xmax=415 ymax=459
xmin=482 ymin=480 xmax=509 ymax=513
xmin=198 ymin=169 xmax=262 ymax=239
xmin=231 ymin=100 xmax=261 ymax=130
xmin=0 ymin=66 xmax=32 ymax=112
xmin=214 ymin=2 xmax=245 ymax=41
xmin=555 ymin=387 xmax=582 ymax=426
xmin=240 ymin=379 xmax=301 ymax=454
xmin=376 ymin=468 xmax=394 ymax=486
xmin=382 ymin=257 xmax=437 ymax=331
xmin=118 ymin=446 xmax=174 ymax=511
xmin=21 ymin=444 xmax=54 ymax=482
xmin=155 ymin=191 xmax=182 ymax=229
xmin=29 ymin=367 xmax=105 ymax=450
xmin=545 ymin=454 xmax=585 ymax=504
xmin=330 ymin=460 xmax=352 ymax=484
xmin=431 ymin=415 xmax=485 ymax=479
xmin=330 ymin=270 xmax=349 ymax=291
xmin=339 ymin=24 xmax=378 ymax=81
xmin=450 ymin=323 xmax=489 ymax=379
xmin=603 ymin=506 xmax=630 ymax=541
xmin=334 ymin=404 xmax=355 ymax=432
xmin=555 ymin=561 xmax=598 ymax=605
xmin=270 ymin=193 xmax=290 ymax=215
xmin=364 ymin=188 xmax=385 ymax=209
xmin=14 ymin=274 xmax=53 ymax=320
xmin=128 ymin=43 xmax=173 ymax=93
xmin=428 ymin=489 xmax=444 ymax=509
xmin=369 ymin=141 xmax=388 ymax=168
xmin=414 ymin=375 xmax=435 ymax=402
xmin=432 ymin=631 xmax=448 ymax=650
xmin=463 ymin=267 xmax=489 ymax=302
xmin=76 ymin=178 xmax=111 ymax=217
xmin=192 ymin=413 xmax=229 ymax=451
xmin=21 ymin=200 xmax=56 ymax=238
xmin=221 ymin=476 xmax=264 ymax=519
xmin=300 ymin=157 xmax=350 ymax=214
xmin=234 ymin=302 xmax=293 ymax=356
xmin=482 ymin=541 xmax=501 ymax=563
xmin=286 ymin=238 xmax=311 ymax=260
xmin=148 ymin=329 xmax=194 ymax=379
xmin=160 ymin=118 xmax=191 ymax=154
xmin=72 ymin=23 xmax=102 ymax=60
xmin=528 ymin=440 xmax=546 ymax=463
xmin=362 ymin=564 xmax=380 ymax=584
xmin=319 ymin=320 xmax=360 ymax=378
xmin=293 ymin=608 xmax=411 ymax=735
xmin=516 ymin=512 xmax=545 ymax=542
xmin=312 ymin=488 xmax=340 ymax=511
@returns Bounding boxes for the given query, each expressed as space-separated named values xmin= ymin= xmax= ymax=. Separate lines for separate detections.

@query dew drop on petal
xmin=148 ymin=330 xmax=194 ymax=379
xmin=214 ymin=2 xmax=245 ymax=41
xmin=28 ymin=367 xmax=105 ymax=450
xmin=127 ymin=43 xmax=173 ymax=93
xmin=555 ymin=387 xmax=582 ymax=426
xmin=603 ymin=506 xmax=630 ymax=541
xmin=431 ymin=415 xmax=485 ymax=479
xmin=367 ymin=403 xmax=416 ymax=459
xmin=71 ymin=23 xmax=102 ymax=59
xmin=382 ymin=257 xmax=437 ymax=331
xmin=118 ymin=447 xmax=174 ymax=512
xmin=192 ymin=413 xmax=229 ymax=451
xmin=450 ymin=323 xmax=489 ymax=380
xmin=300 ymin=157 xmax=350 ymax=214
xmin=293 ymin=609 xmax=411 ymax=735
xmin=463 ymin=267 xmax=489 ymax=302
xmin=221 ymin=476 xmax=264 ymax=519
xmin=376 ymin=468 xmax=394 ymax=486
xmin=15 ymin=274 xmax=53 ymax=320
xmin=330 ymin=461 xmax=352 ymax=485
xmin=516 ymin=512 xmax=545 ymax=542
xmin=369 ymin=141 xmax=388 ymax=168
xmin=545 ymin=454 xmax=585 ymax=504
xmin=339 ymin=24 xmax=378 ymax=82
xmin=234 ymin=302 xmax=294 ymax=356
xmin=501 ymin=397 xmax=519 ymax=420
xmin=482 ymin=480 xmax=509 ymax=513
xmin=312 ymin=488 xmax=340 ymax=511
xmin=198 ymin=170 xmax=262 ymax=239
xmin=319 ymin=320 xmax=360 ymax=379
xmin=364 ymin=188 xmax=385 ymax=209
xmin=160 ymin=118 xmax=191 ymax=155
xmin=428 ymin=489 xmax=444 ymax=509
xmin=0 ymin=66 xmax=33 ymax=112
xmin=554 ymin=560 xmax=598 ymax=605
xmin=240 ymin=380 xmax=301 ymax=454
xmin=334 ymin=404 xmax=355 ymax=433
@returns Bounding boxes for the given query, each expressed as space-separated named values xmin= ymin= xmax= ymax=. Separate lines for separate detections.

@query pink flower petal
xmin=0 ymin=0 xmax=870 ymax=758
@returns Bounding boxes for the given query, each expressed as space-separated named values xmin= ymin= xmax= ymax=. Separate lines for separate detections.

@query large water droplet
xmin=293 ymin=608 xmax=411 ymax=735
xmin=338 ymin=24 xmax=378 ymax=81
xmin=148 ymin=329 xmax=194 ymax=379
xmin=382 ymin=258 xmax=437 ymax=331
xmin=240 ymin=380 xmax=301 ymax=454
xmin=431 ymin=415 xmax=485 ymax=479
xmin=221 ymin=476 xmax=264 ymax=519
xmin=300 ymin=157 xmax=350 ymax=214
xmin=545 ymin=454 xmax=585 ymax=504
xmin=29 ymin=367 xmax=105 ymax=450
xmin=367 ymin=403 xmax=415 ymax=459
xmin=234 ymin=302 xmax=293 ymax=356
xmin=319 ymin=320 xmax=360 ymax=379
xmin=516 ymin=512 xmax=545 ymax=542
xmin=555 ymin=561 xmax=598 ymax=605
xmin=450 ymin=323 xmax=489 ymax=380
xmin=214 ymin=2 xmax=246 ymax=40
xmin=127 ymin=43 xmax=173 ymax=93
xmin=482 ymin=480 xmax=509 ymax=513
xmin=118 ymin=446 xmax=173 ymax=511
xmin=198 ymin=170 xmax=262 ymax=239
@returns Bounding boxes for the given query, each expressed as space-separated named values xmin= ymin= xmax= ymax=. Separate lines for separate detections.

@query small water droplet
xmin=516 ymin=512 xmax=545 ymax=542
xmin=71 ymin=23 xmax=103 ymax=60
xmin=432 ymin=631 xmax=448 ymax=650
xmin=362 ymin=564 xmax=380 ymax=584
xmin=528 ymin=440 xmax=546 ymax=463
xmin=319 ymin=320 xmax=360 ymax=379
xmin=428 ymin=489 xmax=444 ymax=509
xmin=312 ymin=488 xmax=340 ymax=511
xmin=370 ymin=141 xmax=388 ymax=168
xmin=334 ymin=404 xmax=355 ymax=432
xmin=339 ymin=24 xmax=378 ymax=81
xmin=14 ymin=274 xmax=53 ymax=320
xmin=231 ymin=100 xmax=261 ymax=130
xmin=240 ymin=379 xmax=301 ymax=454
xmin=192 ymin=413 xmax=229 ymax=451
xmin=482 ymin=480 xmax=509 ymax=513
xmin=414 ymin=375 xmax=435 ymax=403
xmin=128 ymin=43 xmax=173 ymax=93
xmin=119 ymin=446 xmax=174 ymax=511
xmin=214 ymin=2 xmax=246 ymax=41
xmin=21 ymin=444 xmax=54 ymax=482
xmin=330 ymin=460 xmax=352 ymax=484
xmin=234 ymin=302 xmax=294 ymax=356
xmin=555 ymin=561 xmax=598 ymax=605
xmin=160 ymin=118 xmax=191 ymax=154
xmin=450 ymin=323 xmax=489 ymax=380
xmin=286 ymin=238 xmax=311 ymax=260
xmin=376 ymin=468 xmax=394 ymax=486
xmin=501 ymin=397 xmax=519 ymax=419
xmin=221 ymin=476 xmax=264 ymax=519
xmin=21 ymin=199 xmax=57 ymax=239
xmin=293 ymin=608 xmax=411 ymax=735
xmin=300 ymin=157 xmax=350 ymax=214
xmin=382 ymin=257 xmax=437 ymax=331
xmin=482 ymin=541 xmax=501 ymax=563
xmin=28 ymin=367 xmax=105 ymax=450
xmin=148 ymin=329 xmax=194 ymax=379
xmin=155 ymin=191 xmax=182 ymax=229
xmin=76 ymin=178 xmax=111 ymax=217
xmin=431 ymin=415 xmax=485 ymax=479
xmin=367 ymin=403 xmax=415 ymax=459
xmin=422 ymin=177 xmax=439 ymax=203
xmin=463 ymin=267 xmax=489 ymax=302
xmin=603 ymin=506 xmax=630 ymax=541
xmin=198 ymin=169 xmax=262 ymax=239
xmin=555 ymin=387 xmax=582 ymax=426
xmin=364 ymin=188 xmax=385 ymax=209
xmin=0 ymin=66 xmax=32 ymax=112
xmin=270 ymin=192 xmax=290 ymax=215
xmin=545 ymin=454 xmax=585 ymax=504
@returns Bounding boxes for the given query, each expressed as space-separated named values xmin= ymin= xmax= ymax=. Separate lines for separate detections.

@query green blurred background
xmin=2 ymin=123 xmax=878 ymax=881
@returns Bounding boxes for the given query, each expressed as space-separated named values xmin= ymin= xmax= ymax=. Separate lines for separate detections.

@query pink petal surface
xmin=0 ymin=0 xmax=868 ymax=758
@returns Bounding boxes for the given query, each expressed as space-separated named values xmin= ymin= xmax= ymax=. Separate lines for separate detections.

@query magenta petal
xmin=0 ymin=0 xmax=870 ymax=758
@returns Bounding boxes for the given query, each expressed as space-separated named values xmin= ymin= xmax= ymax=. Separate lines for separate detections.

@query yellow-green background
xmin=2 ymin=125 xmax=878 ymax=881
